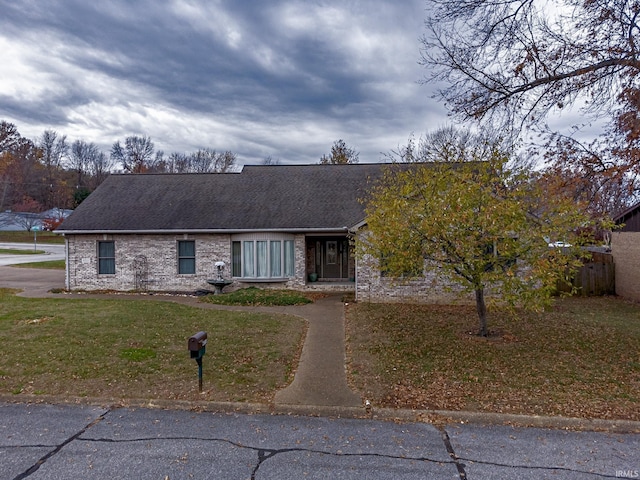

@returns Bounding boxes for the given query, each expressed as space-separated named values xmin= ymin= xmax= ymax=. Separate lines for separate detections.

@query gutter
xmin=55 ymin=227 xmax=351 ymax=235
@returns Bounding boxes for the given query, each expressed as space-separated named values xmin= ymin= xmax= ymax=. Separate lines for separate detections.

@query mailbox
xmin=189 ymin=331 xmax=207 ymax=359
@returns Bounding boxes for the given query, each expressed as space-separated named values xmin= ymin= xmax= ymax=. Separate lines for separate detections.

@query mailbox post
xmin=188 ymin=331 xmax=207 ymax=392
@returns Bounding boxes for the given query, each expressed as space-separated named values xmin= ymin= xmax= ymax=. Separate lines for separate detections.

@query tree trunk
xmin=475 ymin=288 xmax=488 ymax=337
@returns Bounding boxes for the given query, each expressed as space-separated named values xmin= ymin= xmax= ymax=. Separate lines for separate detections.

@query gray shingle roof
xmin=57 ymin=164 xmax=390 ymax=233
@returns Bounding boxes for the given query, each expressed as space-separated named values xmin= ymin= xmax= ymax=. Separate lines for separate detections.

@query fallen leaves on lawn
xmin=346 ymin=297 xmax=640 ymax=420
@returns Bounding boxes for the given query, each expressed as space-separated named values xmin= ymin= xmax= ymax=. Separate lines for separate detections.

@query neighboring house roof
xmin=613 ymin=201 xmax=640 ymax=232
xmin=57 ymin=164 xmax=392 ymax=233
xmin=0 ymin=211 xmax=42 ymax=231
xmin=41 ymin=208 xmax=74 ymax=219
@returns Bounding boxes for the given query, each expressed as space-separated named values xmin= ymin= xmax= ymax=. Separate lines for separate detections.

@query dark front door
xmin=323 ymin=240 xmax=341 ymax=278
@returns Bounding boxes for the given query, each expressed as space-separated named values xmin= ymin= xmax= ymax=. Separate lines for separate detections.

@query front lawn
xmin=346 ymin=296 xmax=640 ymax=420
xmin=0 ymin=231 xmax=64 ymax=244
xmin=0 ymin=248 xmax=45 ymax=255
xmin=11 ymin=260 xmax=66 ymax=270
xmin=0 ymin=289 xmax=306 ymax=403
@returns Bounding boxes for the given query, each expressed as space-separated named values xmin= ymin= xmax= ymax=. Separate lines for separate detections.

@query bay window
xmin=232 ymin=235 xmax=295 ymax=278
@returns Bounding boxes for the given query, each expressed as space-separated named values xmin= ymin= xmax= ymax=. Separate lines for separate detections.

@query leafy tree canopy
xmin=361 ymin=129 xmax=600 ymax=336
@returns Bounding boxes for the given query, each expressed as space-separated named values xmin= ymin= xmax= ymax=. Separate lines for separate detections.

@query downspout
xmin=347 ymin=225 xmax=359 ymax=302
xmin=64 ymin=235 xmax=70 ymax=291
xmin=354 ymin=253 xmax=359 ymax=301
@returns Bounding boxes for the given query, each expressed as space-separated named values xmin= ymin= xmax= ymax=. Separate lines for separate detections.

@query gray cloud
xmin=0 ymin=0 xmax=446 ymax=164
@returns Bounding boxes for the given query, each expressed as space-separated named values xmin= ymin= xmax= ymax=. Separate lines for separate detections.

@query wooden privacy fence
xmin=557 ymin=251 xmax=615 ymax=297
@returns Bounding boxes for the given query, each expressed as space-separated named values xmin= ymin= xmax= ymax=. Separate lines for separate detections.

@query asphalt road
xmin=0 ymin=243 xmax=65 ymax=266
xmin=1 ymin=402 xmax=638 ymax=480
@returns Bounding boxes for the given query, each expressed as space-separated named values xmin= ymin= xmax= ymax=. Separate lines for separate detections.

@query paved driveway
xmin=0 ymin=266 xmax=65 ymax=296
xmin=0 ymin=243 xmax=65 ymax=295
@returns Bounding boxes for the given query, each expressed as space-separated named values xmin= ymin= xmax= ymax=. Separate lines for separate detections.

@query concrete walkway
xmin=273 ymin=295 xmax=362 ymax=407
xmin=0 ymin=266 xmax=363 ymax=409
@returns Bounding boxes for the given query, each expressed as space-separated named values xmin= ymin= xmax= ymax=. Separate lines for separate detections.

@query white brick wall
xmin=66 ymin=233 xmax=234 ymax=291
xmin=355 ymin=251 xmax=471 ymax=304
xmin=65 ymin=232 xmax=470 ymax=301
xmin=65 ymin=233 xmax=310 ymax=292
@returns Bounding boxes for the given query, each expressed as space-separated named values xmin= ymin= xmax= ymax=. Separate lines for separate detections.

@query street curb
xmin=2 ymin=394 xmax=639 ymax=433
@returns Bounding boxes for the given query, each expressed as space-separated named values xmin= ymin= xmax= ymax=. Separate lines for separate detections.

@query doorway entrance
xmin=306 ymin=237 xmax=352 ymax=281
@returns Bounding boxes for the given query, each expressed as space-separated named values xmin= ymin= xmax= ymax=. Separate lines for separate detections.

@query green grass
xmin=200 ymin=287 xmax=314 ymax=306
xmin=0 ymin=231 xmax=64 ymax=244
xmin=346 ymin=296 xmax=640 ymax=421
xmin=11 ymin=260 xmax=66 ymax=270
xmin=0 ymin=248 xmax=45 ymax=255
xmin=0 ymin=289 xmax=306 ymax=403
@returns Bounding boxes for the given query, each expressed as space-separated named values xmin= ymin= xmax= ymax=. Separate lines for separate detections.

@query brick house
xmin=57 ymin=164 xmax=460 ymax=303
xmin=612 ymin=202 xmax=640 ymax=302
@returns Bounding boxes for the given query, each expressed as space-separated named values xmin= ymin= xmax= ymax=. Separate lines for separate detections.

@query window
xmin=98 ymin=241 xmax=115 ymax=274
xmin=256 ymin=241 xmax=268 ymax=277
xmin=284 ymin=240 xmax=294 ymax=276
xmin=243 ymin=241 xmax=254 ymax=277
xmin=232 ymin=236 xmax=295 ymax=278
xmin=232 ymin=241 xmax=242 ymax=277
xmin=270 ymin=240 xmax=281 ymax=277
xmin=178 ymin=240 xmax=196 ymax=274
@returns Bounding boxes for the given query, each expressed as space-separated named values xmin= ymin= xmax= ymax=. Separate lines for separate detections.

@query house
xmin=611 ymin=202 xmax=640 ymax=302
xmin=56 ymin=164 xmax=459 ymax=303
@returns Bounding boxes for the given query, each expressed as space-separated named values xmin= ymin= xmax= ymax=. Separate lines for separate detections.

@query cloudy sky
xmin=0 ymin=0 xmax=450 ymax=165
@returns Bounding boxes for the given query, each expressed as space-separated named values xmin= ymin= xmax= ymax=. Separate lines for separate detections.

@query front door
xmin=323 ymin=240 xmax=341 ymax=278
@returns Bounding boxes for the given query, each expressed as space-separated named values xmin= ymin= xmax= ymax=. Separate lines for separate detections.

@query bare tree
xmin=210 ymin=150 xmax=236 ymax=172
xmin=69 ymin=140 xmax=100 ymax=187
xmin=86 ymin=150 xmax=113 ymax=189
xmin=149 ymin=148 xmax=236 ymax=173
xmin=12 ymin=213 xmax=42 ymax=232
xmin=69 ymin=140 xmax=113 ymax=205
xmin=261 ymin=155 xmax=281 ymax=166
xmin=159 ymin=152 xmax=187 ymax=173
xmin=12 ymin=196 xmax=43 ymax=231
xmin=319 ymin=139 xmax=359 ymax=164
xmin=421 ymin=0 xmax=640 ymax=131
xmin=189 ymin=148 xmax=217 ymax=173
xmin=111 ymin=135 xmax=156 ymax=173
xmin=421 ymin=0 xmax=640 ymax=213
xmin=38 ymin=130 xmax=68 ymax=208
xmin=39 ymin=130 xmax=68 ymax=169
